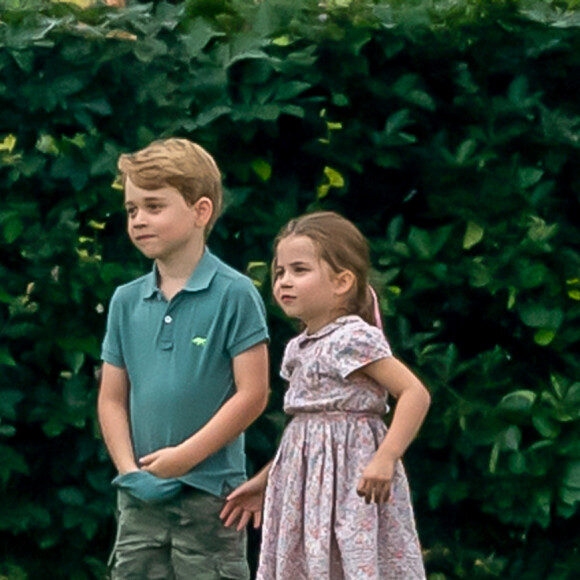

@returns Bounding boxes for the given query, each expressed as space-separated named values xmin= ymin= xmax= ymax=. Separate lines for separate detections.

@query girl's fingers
xmin=236 ymin=510 xmax=252 ymax=532
xmin=357 ymin=478 xmax=391 ymax=504
xmin=222 ymin=505 xmax=243 ymax=528
xmin=219 ymin=501 xmax=236 ymax=521
xmin=356 ymin=478 xmax=369 ymax=497
xmin=254 ymin=510 xmax=262 ymax=529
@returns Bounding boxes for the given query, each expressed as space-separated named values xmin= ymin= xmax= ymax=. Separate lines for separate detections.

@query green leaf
xmin=469 ymin=257 xmax=492 ymax=288
xmin=0 ymin=389 xmax=23 ymax=419
xmin=0 ymin=444 xmax=29 ymax=485
xmin=58 ymin=487 xmax=85 ymax=507
xmin=562 ymin=460 xmax=580 ymax=489
xmin=385 ymin=109 xmax=413 ymax=134
xmin=407 ymin=227 xmax=432 ymax=259
xmin=499 ymin=390 xmax=537 ymax=415
xmin=0 ymin=346 xmax=17 ymax=367
xmin=534 ymin=329 xmax=556 ymax=346
xmin=181 ymin=18 xmax=223 ymax=58
xmin=463 ymin=221 xmax=484 ymax=250
xmin=500 ymin=426 xmax=522 ymax=451
xmin=519 ymin=167 xmax=544 ymax=189
xmin=275 ymin=81 xmax=311 ymax=101
xmin=134 ymin=37 xmax=168 ymax=63
xmin=251 ymin=159 xmax=272 ymax=182
xmin=455 ymin=139 xmax=477 ymax=165
xmin=532 ymin=414 xmax=561 ymax=438
xmin=518 ymin=304 xmax=564 ymax=329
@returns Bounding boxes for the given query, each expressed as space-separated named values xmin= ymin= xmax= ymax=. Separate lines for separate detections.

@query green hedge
xmin=1 ymin=0 xmax=580 ymax=578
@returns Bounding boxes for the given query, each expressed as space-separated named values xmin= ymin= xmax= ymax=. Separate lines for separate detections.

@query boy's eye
xmin=126 ymin=207 xmax=137 ymax=217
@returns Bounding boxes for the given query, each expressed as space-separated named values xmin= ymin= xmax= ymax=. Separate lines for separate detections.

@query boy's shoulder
xmin=110 ymin=251 xmax=258 ymax=304
xmin=206 ymin=251 xmax=259 ymax=294
xmin=111 ymin=270 xmax=155 ymax=302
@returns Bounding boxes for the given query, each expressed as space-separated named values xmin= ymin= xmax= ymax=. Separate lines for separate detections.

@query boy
xmin=98 ymin=138 xmax=269 ymax=579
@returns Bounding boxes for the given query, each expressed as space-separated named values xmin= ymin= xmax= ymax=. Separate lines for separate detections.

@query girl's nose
xmin=280 ymin=274 xmax=292 ymax=287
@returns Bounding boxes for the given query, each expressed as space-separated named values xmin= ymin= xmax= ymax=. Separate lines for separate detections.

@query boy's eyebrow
xmin=124 ymin=196 xmax=166 ymax=207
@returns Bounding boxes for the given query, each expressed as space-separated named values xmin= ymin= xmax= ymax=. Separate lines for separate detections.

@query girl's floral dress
xmin=257 ymin=316 xmax=426 ymax=580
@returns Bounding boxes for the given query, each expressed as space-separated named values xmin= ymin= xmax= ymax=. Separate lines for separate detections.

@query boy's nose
xmin=131 ymin=210 xmax=146 ymax=226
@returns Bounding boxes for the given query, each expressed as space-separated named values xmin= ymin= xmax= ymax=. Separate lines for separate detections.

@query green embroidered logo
xmin=191 ymin=337 xmax=207 ymax=347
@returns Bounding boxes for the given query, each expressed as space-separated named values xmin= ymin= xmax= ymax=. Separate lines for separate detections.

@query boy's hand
xmin=139 ymin=446 xmax=190 ymax=478
xmin=220 ymin=478 xmax=265 ymax=531
xmin=356 ymin=455 xmax=396 ymax=504
xmin=113 ymin=471 xmax=183 ymax=504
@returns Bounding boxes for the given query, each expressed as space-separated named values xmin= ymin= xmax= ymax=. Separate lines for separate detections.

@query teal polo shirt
xmin=101 ymin=248 xmax=269 ymax=497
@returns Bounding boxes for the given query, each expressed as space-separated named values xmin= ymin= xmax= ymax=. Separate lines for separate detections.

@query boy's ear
xmin=334 ymin=270 xmax=356 ymax=296
xmin=192 ymin=197 xmax=213 ymax=228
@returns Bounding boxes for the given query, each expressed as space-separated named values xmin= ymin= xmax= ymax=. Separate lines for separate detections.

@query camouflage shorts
xmin=109 ymin=487 xmax=250 ymax=580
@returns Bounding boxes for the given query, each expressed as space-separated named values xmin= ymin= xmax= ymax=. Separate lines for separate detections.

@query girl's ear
xmin=192 ymin=196 xmax=213 ymax=228
xmin=335 ymin=270 xmax=356 ymax=296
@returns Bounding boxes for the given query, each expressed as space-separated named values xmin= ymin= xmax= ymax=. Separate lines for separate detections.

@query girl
xmin=221 ymin=211 xmax=430 ymax=579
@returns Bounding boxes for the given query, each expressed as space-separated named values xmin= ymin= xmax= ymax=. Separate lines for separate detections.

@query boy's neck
xmin=155 ymin=243 xmax=205 ymax=301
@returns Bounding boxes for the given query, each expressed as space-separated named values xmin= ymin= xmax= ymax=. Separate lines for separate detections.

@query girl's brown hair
xmin=273 ymin=211 xmax=380 ymax=327
xmin=117 ymin=138 xmax=223 ymax=233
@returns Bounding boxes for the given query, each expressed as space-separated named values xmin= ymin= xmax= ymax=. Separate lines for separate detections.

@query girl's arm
xmin=97 ymin=363 xmax=139 ymax=475
xmin=139 ymin=342 xmax=269 ymax=478
xmin=220 ymin=460 xmax=272 ymax=530
xmin=357 ymin=357 xmax=431 ymax=504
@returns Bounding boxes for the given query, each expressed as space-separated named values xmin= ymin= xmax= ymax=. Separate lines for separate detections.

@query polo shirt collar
xmin=142 ymin=247 xmax=218 ymax=300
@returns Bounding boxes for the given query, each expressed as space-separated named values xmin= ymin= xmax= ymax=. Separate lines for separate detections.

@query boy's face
xmin=124 ymin=178 xmax=205 ymax=263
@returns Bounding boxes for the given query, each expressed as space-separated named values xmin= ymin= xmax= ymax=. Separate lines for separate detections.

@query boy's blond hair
xmin=118 ymin=138 xmax=223 ymax=233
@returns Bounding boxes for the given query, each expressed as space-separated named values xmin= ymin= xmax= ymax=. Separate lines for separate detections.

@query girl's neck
xmin=305 ymin=310 xmax=345 ymax=335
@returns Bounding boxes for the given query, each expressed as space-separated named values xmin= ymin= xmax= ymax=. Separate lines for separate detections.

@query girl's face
xmin=273 ymin=235 xmax=344 ymax=333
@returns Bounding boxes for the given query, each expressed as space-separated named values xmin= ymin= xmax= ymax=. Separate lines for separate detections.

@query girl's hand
xmin=356 ymin=455 xmax=396 ymax=504
xmin=139 ymin=446 xmax=189 ymax=479
xmin=220 ymin=477 xmax=266 ymax=531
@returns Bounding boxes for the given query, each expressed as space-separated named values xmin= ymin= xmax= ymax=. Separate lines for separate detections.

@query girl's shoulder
xmin=285 ymin=315 xmax=387 ymax=352
xmin=332 ymin=315 xmax=386 ymax=343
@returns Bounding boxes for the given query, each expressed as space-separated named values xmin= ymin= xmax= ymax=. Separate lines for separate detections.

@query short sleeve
xmin=334 ymin=322 xmax=392 ymax=379
xmin=101 ymin=289 xmax=125 ymax=368
xmin=225 ymin=276 xmax=269 ymax=358
xmin=279 ymin=338 xmax=299 ymax=381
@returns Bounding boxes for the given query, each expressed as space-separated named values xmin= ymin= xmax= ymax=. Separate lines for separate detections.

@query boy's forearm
xmin=174 ymin=388 xmax=268 ymax=472
xmin=98 ymin=397 xmax=138 ymax=474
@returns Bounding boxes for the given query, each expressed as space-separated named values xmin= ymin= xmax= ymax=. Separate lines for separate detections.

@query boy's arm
xmin=139 ymin=341 xmax=269 ymax=478
xmin=98 ymin=362 xmax=139 ymax=475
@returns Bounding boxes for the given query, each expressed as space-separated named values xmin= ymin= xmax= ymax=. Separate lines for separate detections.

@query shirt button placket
xmin=161 ymin=312 xmax=174 ymax=350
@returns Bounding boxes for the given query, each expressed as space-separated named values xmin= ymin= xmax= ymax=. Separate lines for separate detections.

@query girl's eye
xmin=147 ymin=204 xmax=162 ymax=212
xmin=126 ymin=207 xmax=137 ymax=218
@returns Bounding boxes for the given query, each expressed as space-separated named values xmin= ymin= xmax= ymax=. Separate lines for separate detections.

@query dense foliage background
xmin=1 ymin=0 xmax=579 ymax=578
